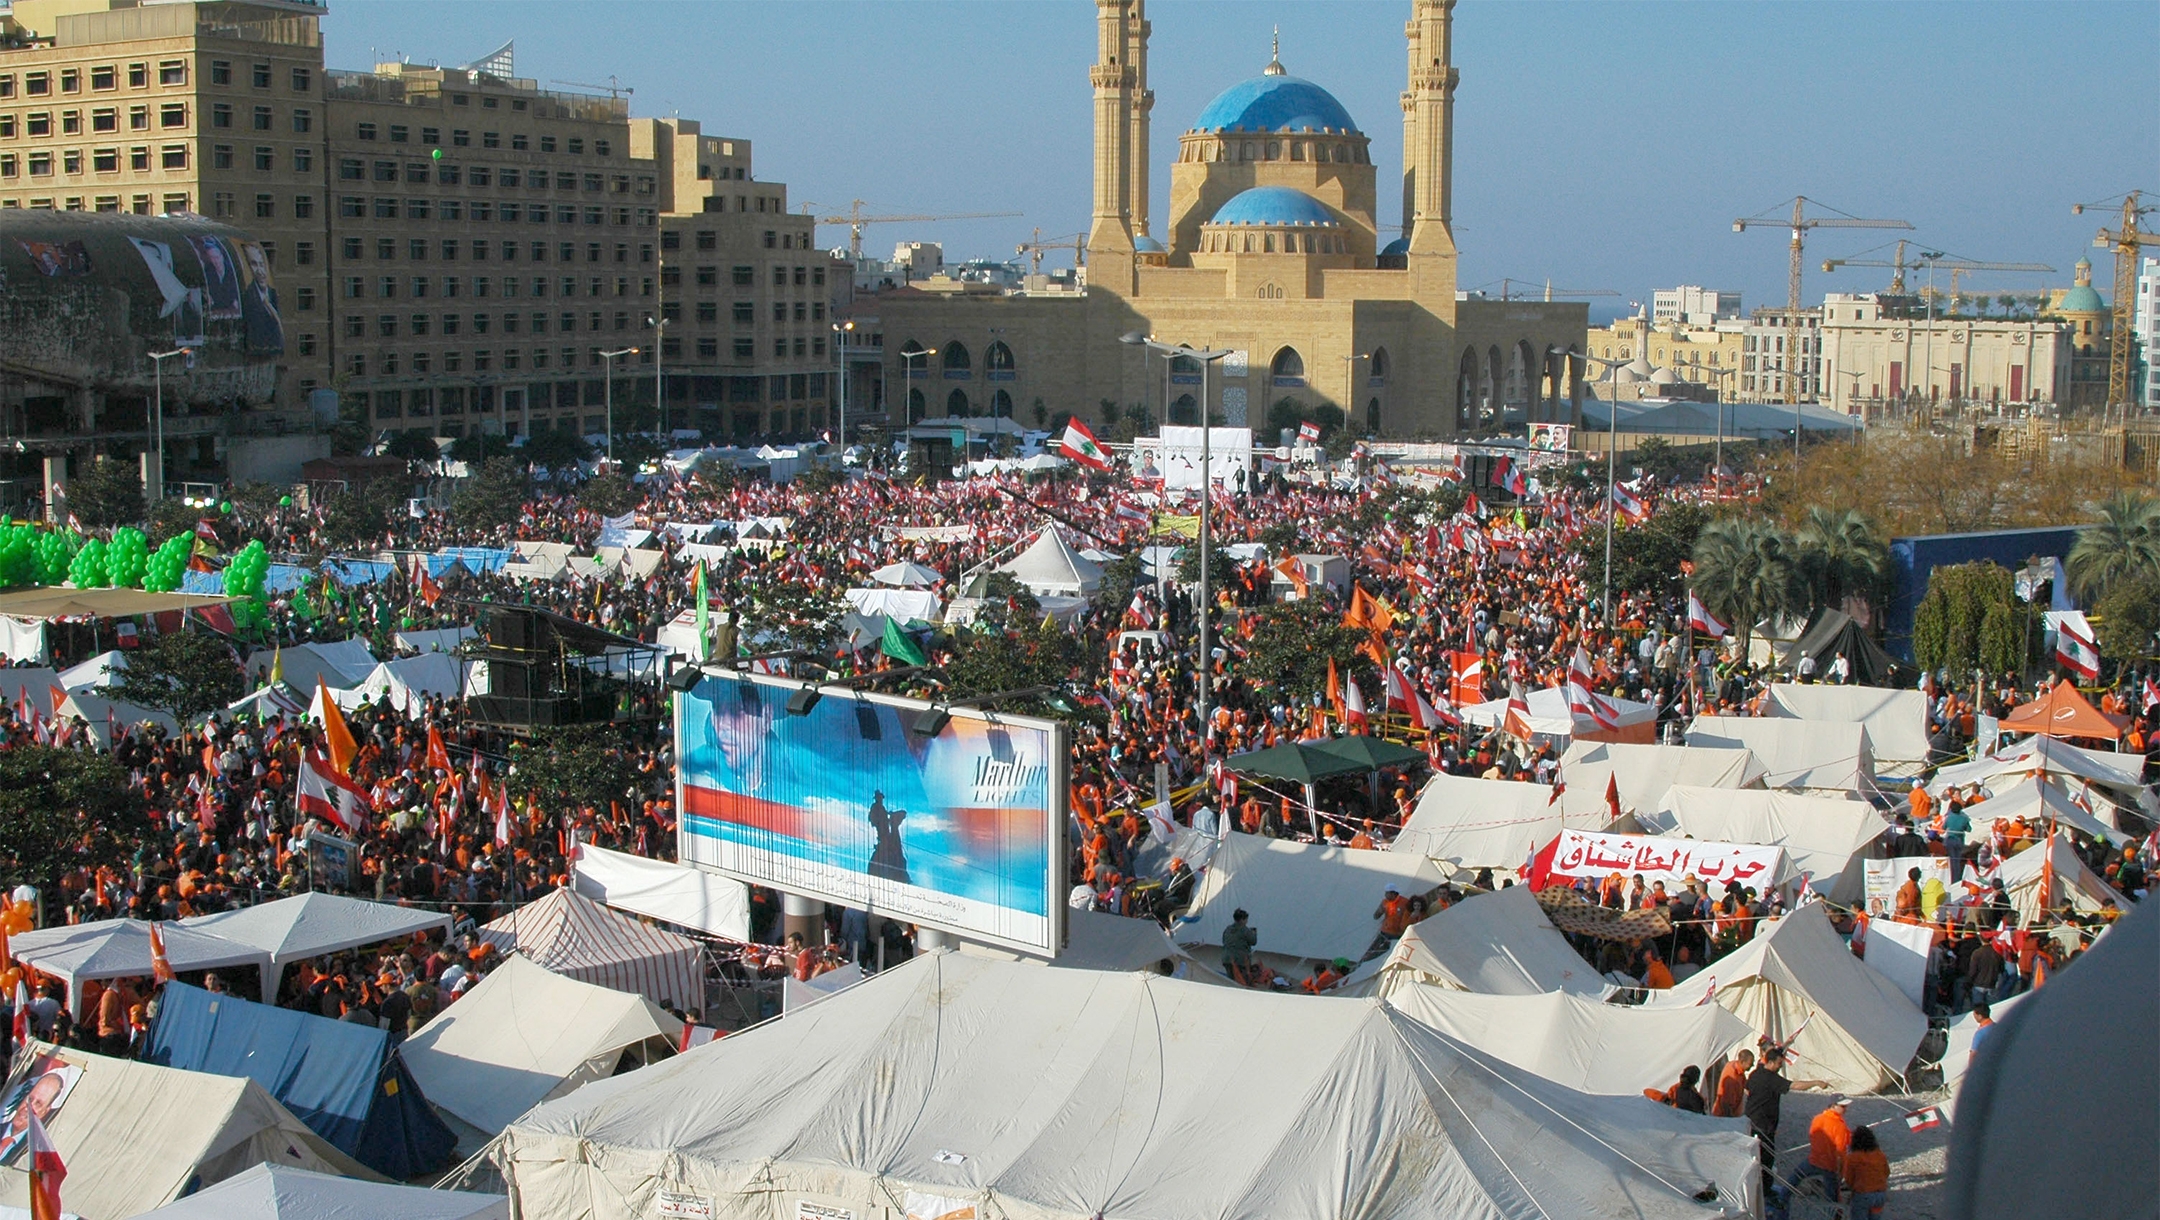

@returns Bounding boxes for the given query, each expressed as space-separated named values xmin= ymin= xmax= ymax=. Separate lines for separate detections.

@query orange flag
xmin=148 ymin=922 xmax=174 ymax=984
xmin=425 ymin=724 xmax=453 ymax=775
xmin=314 ymin=679 xmax=358 ymax=776
xmin=1326 ymin=657 xmax=1345 ymax=724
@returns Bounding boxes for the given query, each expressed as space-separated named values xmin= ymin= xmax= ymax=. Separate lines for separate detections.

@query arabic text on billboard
xmin=677 ymin=674 xmax=1062 ymax=953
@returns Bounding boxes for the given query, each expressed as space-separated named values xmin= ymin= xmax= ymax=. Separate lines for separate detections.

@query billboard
xmin=676 ymin=672 xmax=1065 ymax=955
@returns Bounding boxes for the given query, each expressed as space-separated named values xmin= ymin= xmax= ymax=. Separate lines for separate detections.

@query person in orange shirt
xmin=1710 ymin=1048 xmax=1754 ymax=1117
xmin=1842 ymin=1124 xmax=1890 ymax=1218
xmin=1374 ymin=887 xmax=1410 ymax=939
xmin=1798 ymin=1096 xmax=1853 ymax=1202
xmin=1907 ymin=780 xmax=1933 ymax=828
xmin=1641 ymin=943 xmax=1675 ymax=990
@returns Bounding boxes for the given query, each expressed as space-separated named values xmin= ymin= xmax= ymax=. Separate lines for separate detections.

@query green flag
xmin=881 ymin=616 xmax=928 ymax=667
xmin=692 ymin=560 xmax=710 ymax=664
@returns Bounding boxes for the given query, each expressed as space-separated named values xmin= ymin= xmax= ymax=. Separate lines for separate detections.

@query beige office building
xmin=1818 ymin=292 xmax=2071 ymax=416
xmin=1583 ymin=312 xmax=1745 ymax=397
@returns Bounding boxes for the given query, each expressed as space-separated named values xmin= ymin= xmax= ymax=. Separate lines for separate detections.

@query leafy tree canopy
xmin=0 ymin=747 xmax=151 ymax=901
xmin=66 ymin=457 xmax=145 ymax=529
xmin=111 ymin=628 xmax=245 ymax=721
xmin=452 ymin=457 xmax=530 ymax=532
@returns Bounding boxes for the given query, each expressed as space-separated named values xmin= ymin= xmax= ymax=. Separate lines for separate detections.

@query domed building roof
xmin=2058 ymin=256 xmax=2106 ymax=314
xmin=1191 ymin=63 xmax=1359 ymax=135
xmin=1379 ymin=237 xmax=1410 ymax=256
xmin=1134 ymin=234 xmax=1167 ymax=254
xmin=1208 ymin=186 xmax=1340 ymax=228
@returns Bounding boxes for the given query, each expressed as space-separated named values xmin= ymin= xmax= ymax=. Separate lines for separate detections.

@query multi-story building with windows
xmin=1817 ymin=292 xmax=2070 ymax=416
xmin=1740 ymin=306 xmax=1822 ymax=401
xmin=2137 ymin=256 xmax=2159 ymax=409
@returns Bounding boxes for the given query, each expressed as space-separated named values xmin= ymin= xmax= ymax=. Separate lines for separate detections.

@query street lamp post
xmin=1567 ymin=349 xmax=1631 ymax=617
xmin=832 ymin=320 xmax=856 ymax=447
xmin=600 ymin=347 xmax=638 ymax=465
xmin=646 ymin=313 xmax=670 ymax=440
xmin=147 ymin=347 xmax=193 ymax=502
xmin=1342 ymin=353 xmax=1370 ymax=434
xmin=899 ymin=349 xmax=930 ymax=428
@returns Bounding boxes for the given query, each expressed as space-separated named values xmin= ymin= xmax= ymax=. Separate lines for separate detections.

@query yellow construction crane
xmin=2073 ymin=191 xmax=2157 ymax=410
xmin=1821 ymin=250 xmax=2054 ymax=309
xmin=1734 ymin=197 xmax=1912 ymax=403
xmin=1015 ymin=229 xmax=1087 ymax=276
xmin=815 ymin=199 xmax=1023 ymax=261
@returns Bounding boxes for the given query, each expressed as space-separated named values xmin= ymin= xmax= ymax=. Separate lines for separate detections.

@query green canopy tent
xmin=1224 ymin=742 xmax=1380 ymax=838
xmin=1308 ymin=735 xmax=1427 ymax=772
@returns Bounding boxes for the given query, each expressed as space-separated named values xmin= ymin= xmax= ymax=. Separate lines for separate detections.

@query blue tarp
xmin=180 ymin=569 xmax=222 ymax=594
xmin=323 ymin=559 xmax=396 ymax=585
xmin=143 ymin=981 xmax=456 ymax=1179
xmin=430 ymin=547 xmax=512 ymax=576
xmin=181 ymin=563 xmax=316 ymax=596
xmin=1886 ymin=525 xmax=2086 ymax=661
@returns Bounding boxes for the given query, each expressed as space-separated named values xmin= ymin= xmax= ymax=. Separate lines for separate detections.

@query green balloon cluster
xmin=223 ymin=539 xmax=272 ymax=635
xmin=32 ymin=531 xmax=79 ymax=586
xmin=0 ymin=525 xmax=40 ymax=588
xmin=143 ymin=534 xmax=191 ymax=593
xmin=68 ymin=538 xmax=110 ymax=589
xmin=106 ymin=528 xmax=148 ymax=589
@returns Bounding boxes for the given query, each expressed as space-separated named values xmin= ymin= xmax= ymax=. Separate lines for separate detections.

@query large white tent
xmin=1939 ymin=990 xmax=2028 ymax=1103
xmin=1177 ymin=831 xmax=1445 ymax=966
xmin=1685 ymin=715 xmax=1876 ymax=793
xmin=995 ymin=527 xmax=1103 ymax=596
xmin=492 ymin=951 xmax=1762 ymax=1220
xmin=1379 ymin=982 xmax=1755 ymax=1097
xmin=571 ymin=843 xmax=752 ymax=941
xmin=11 ymin=918 xmax=266 ymax=1016
xmin=1996 ymin=831 xmax=2123 ymax=923
xmin=1343 ymin=886 xmax=1612 ymax=999
xmin=183 ymin=892 xmax=450 ymax=991
xmin=1955 ymin=776 xmax=2118 ymax=842
xmin=1458 ymin=685 xmax=1659 ymax=743
xmin=1557 ymin=741 xmax=1765 ymax=820
xmin=129 ymin=1163 xmax=508 ymax=1220
xmin=1393 ymin=772 xmax=1600 ymax=871
xmin=1761 ymin=683 xmax=1931 ymax=778
xmin=841 ymin=586 xmax=943 ymax=623
xmin=1650 ymin=786 xmax=1884 ymax=904
xmin=1652 ymin=904 xmax=1926 ymax=1093
xmin=245 ymin=642 xmax=376 ymax=693
xmin=332 ymin=653 xmax=476 ymax=711
xmin=0 ymin=1044 xmax=376 ymax=1220
xmin=1928 ymin=735 xmax=2155 ymax=828
xmin=475 ymin=887 xmax=705 ymax=1008
xmin=401 ymin=955 xmax=682 ymax=1145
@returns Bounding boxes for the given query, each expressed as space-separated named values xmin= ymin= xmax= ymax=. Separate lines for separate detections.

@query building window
xmin=292 ymin=67 xmax=312 ymax=92
xmin=253 ymin=145 xmax=274 ymax=171
xmin=357 ymin=122 xmax=377 ymax=141
xmin=160 ymin=145 xmax=188 ymax=169
xmin=254 ymin=193 xmax=273 ymax=218
xmin=91 ymin=148 xmax=118 ymax=172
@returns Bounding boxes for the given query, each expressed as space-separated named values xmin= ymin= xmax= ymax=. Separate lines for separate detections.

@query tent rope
xmin=1089 ymin=974 xmax=1169 ymax=1213
xmin=1392 ymin=1020 xmax=1555 ymax=1220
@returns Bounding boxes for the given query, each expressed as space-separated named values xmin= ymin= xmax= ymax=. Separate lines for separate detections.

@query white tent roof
xmin=129 ymin=1163 xmax=508 ymax=1220
xmin=841 ymin=586 xmax=943 ymax=623
xmin=493 ymin=951 xmax=1761 ymax=1220
xmin=1996 ymin=831 xmax=2122 ymax=923
xmin=1762 ymin=683 xmax=1931 ymax=777
xmin=1459 ymin=685 xmax=1658 ymax=741
xmin=995 ymin=527 xmax=1103 ymax=596
xmin=1346 ymin=886 xmax=1612 ymax=999
xmin=333 ymin=653 xmax=475 ymax=711
xmin=1650 ymin=786 xmax=1884 ymax=904
xmin=1685 ymin=715 xmax=1876 ymax=793
xmin=11 ymin=918 xmax=263 ymax=1003
xmin=57 ymin=649 xmax=125 ymax=692
xmin=1178 ymin=831 xmax=1444 ymax=964
xmin=572 ymin=844 xmax=751 ymax=942
xmin=1958 ymin=776 xmax=2118 ymax=842
xmin=395 ymin=625 xmax=477 ymax=655
xmin=182 ymin=892 xmax=450 ymax=974
xmin=476 ymin=887 xmax=705 ymax=1008
xmin=246 ymin=640 xmax=378 ymax=691
xmin=869 ymin=560 xmax=941 ymax=587
xmin=0 ymin=668 xmax=62 ymax=718
xmin=0 ymin=1044 xmax=376 ymax=1220
xmin=1558 ymin=741 xmax=1765 ymax=819
xmin=53 ymin=690 xmax=179 ymax=746
xmin=1379 ymin=981 xmax=1756 ymax=1097
xmin=1655 ymin=903 xmax=1926 ymax=1093
xmin=1930 ymin=734 xmax=2151 ymax=810
xmin=1042 ymin=907 xmax=1208 ymax=977
xmin=1393 ymin=773 xmax=1599 ymax=870
xmin=401 ymin=955 xmax=683 ymax=1139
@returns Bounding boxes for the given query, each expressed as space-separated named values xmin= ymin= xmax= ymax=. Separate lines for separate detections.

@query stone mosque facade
xmin=873 ymin=0 xmax=1587 ymax=440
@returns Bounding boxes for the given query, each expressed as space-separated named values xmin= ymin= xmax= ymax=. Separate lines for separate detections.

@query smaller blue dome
xmin=1208 ymin=186 xmax=1339 ymax=228
xmin=1380 ymin=237 xmax=1409 ymax=256
xmin=2056 ymin=285 xmax=2105 ymax=314
xmin=1134 ymin=234 xmax=1166 ymax=254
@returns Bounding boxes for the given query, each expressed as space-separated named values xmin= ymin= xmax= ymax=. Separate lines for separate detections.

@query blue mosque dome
xmin=1191 ymin=65 xmax=1359 ymax=135
xmin=1134 ymin=234 xmax=1167 ymax=254
xmin=1208 ymin=186 xmax=1340 ymax=227
xmin=1379 ymin=237 xmax=1410 ymax=256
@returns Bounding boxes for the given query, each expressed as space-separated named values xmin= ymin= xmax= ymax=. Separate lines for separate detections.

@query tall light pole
xmin=832 ymin=319 xmax=856 ymax=447
xmin=899 ymin=348 xmax=930 ymax=428
xmin=1571 ymin=350 xmax=1631 ymax=617
xmin=600 ymin=347 xmax=638 ymax=465
xmin=1342 ymin=352 xmax=1370 ymax=434
xmin=147 ymin=347 xmax=192 ymax=503
xmin=646 ymin=312 xmax=670 ymax=439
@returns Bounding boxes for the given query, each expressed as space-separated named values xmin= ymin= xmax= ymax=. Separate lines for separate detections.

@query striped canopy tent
xmin=474 ymin=887 xmax=704 ymax=1008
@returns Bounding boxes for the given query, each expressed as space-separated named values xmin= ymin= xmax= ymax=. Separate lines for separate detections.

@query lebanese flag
xmin=1523 ymin=835 xmax=1560 ymax=891
xmin=1297 ymin=420 xmax=1322 ymax=445
xmin=148 ymin=921 xmax=174 ymax=983
xmin=425 ymin=724 xmax=453 ymax=775
xmin=1343 ymin=677 xmax=1369 ymax=730
xmin=1057 ymin=419 xmax=1113 ymax=471
xmin=1566 ymin=647 xmax=1621 ymax=730
xmin=1449 ymin=651 xmax=1486 ymax=708
xmin=1609 ymin=482 xmax=1649 ymax=525
xmin=1494 ymin=456 xmax=1527 ymax=497
xmin=1412 ymin=688 xmax=1454 ymax=731
xmin=297 ymin=749 xmax=373 ymax=833
xmin=1687 ymin=592 xmax=1729 ymax=639
xmin=1383 ymin=665 xmax=1413 ymax=714
xmin=2054 ymin=612 xmax=2101 ymax=681
xmin=1463 ymin=492 xmax=1488 ymax=521
xmin=25 ymin=1111 xmax=63 ymax=1220
xmin=1903 ymin=1105 xmax=1947 ymax=1133
xmin=1502 ymin=690 xmax=1535 ymax=740
xmin=492 ymin=786 xmax=515 ymax=848
xmin=2143 ymin=677 xmax=2160 ymax=712
xmin=10 ymin=978 xmax=28 ymax=1047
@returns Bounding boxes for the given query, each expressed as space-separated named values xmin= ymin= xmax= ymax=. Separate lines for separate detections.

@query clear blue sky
xmin=330 ymin=1 xmax=2156 ymax=321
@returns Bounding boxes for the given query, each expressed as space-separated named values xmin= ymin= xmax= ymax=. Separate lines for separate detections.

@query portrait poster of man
xmin=0 ymin=1055 xmax=81 ymax=1164
xmin=187 ymin=235 xmax=242 ymax=320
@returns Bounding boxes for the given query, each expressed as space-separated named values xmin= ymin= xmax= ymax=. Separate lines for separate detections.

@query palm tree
xmin=1794 ymin=506 xmax=1890 ymax=617
xmin=2067 ymin=491 xmax=2160 ymax=602
xmin=1690 ymin=518 xmax=1805 ymax=652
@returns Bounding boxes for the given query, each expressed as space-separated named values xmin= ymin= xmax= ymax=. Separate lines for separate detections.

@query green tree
xmin=522 ymin=429 xmax=593 ymax=471
xmin=227 ymin=481 xmax=287 ymax=518
xmin=1689 ymin=517 xmax=1804 ymax=651
xmin=790 ymin=466 xmax=842 ymax=497
xmin=383 ymin=430 xmax=440 ymax=464
xmin=1580 ymin=501 xmax=1710 ymax=600
xmin=319 ymin=480 xmax=402 ymax=548
xmin=2067 ymin=491 xmax=2160 ymax=603
xmin=2094 ymin=572 xmax=2160 ymax=668
xmin=1793 ymin=505 xmax=1890 ymax=615
xmin=111 ymin=628 xmax=244 ymax=721
xmin=1260 ymin=519 xmax=1302 ymax=555
xmin=148 ymin=496 xmax=199 ymax=543
xmin=1241 ymin=597 xmax=1370 ymax=701
xmin=1175 ymin=541 xmax=1238 ymax=588
xmin=449 ymin=432 xmax=514 ymax=464
xmin=0 ymin=747 xmax=152 ymax=902
xmin=64 ymin=456 xmax=145 ymax=528
xmin=1265 ymin=399 xmax=1345 ymax=444
xmin=512 ymin=724 xmax=644 ymax=816
xmin=943 ymin=615 xmax=1079 ymax=711
xmin=578 ymin=471 xmax=637 ymax=517
xmin=452 ymin=457 xmax=530 ymax=531
xmin=1911 ymin=562 xmax=2018 ymax=676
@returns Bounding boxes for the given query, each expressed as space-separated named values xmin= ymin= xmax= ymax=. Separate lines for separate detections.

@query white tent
xmin=1654 ymin=903 xmax=1926 ymax=1093
xmin=10 ymin=918 xmax=265 ymax=1016
xmin=1459 ymin=685 xmax=1658 ymax=742
xmin=401 ymin=955 xmax=682 ymax=1144
xmin=572 ymin=843 xmax=752 ymax=941
xmin=1344 ymin=886 xmax=1611 ymax=999
xmin=1685 ymin=715 xmax=1876 ymax=793
xmin=334 ymin=653 xmax=475 ymax=711
xmin=57 ymin=649 xmax=126 ymax=692
xmin=1996 ymin=831 xmax=2122 ymax=923
xmin=1177 ymin=831 xmax=1444 ymax=966
xmin=1929 ymin=735 xmax=2154 ymax=827
xmin=183 ymin=892 xmax=450 ymax=990
xmin=1956 ymin=776 xmax=2118 ymax=842
xmin=492 ymin=951 xmax=1762 ymax=1220
xmin=129 ymin=1163 xmax=508 ymax=1220
xmin=1392 ymin=773 xmax=1598 ymax=871
xmin=1558 ymin=741 xmax=1765 ymax=820
xmin=0 ymin=667 xmax=63 ymax=718
xmin=246 ymin=641 xmax=377 ymax=692
xmin=395 ymin=624 xmax=477 ymax=655
xmin=1762 ymin=683 xmax=1931 ymax=778
xmin=869 ymin=560 xmax=941 ymax=587
xmin=1939 ymin=990 xmax=2027 ymax=1104
xmin=475 ymin=887 xmax=705 ymax=1008
xmin=841 ymin=586 xmax=943 ymax=623
xmin=1380 ymin=982 xmax=1755 ymax=1097
xmin=0 ymin=1044 xmax=377 ymax=1220
xmin=1036 ymin=907 xmax=1217 ymax=978
xmin=995 ymin=527 xmax=1103 ymax=596
xmin=53 ymin=690 xmax=179 ymax=746
xmin=1650 ymin=786 xmax=1884 ymax=904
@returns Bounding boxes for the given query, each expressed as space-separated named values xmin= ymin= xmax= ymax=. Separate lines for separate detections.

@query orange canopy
xmin=2001 ymin=681 xmax=2130 ymax=741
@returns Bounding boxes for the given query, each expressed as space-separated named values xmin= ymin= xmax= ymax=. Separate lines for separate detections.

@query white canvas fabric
xmin=1860 ymin=917 xmax=1934 ymax=1009
xmin=1685 ymin=715 xmax=1875 ymax=793
xmin=1178 ymin=831 xmax=1444 ymax=964
xmin=1955 ymin=777 xmax=2117 ymax=842
xmin=475 ymin=887 xmax=705 ymax=1008
xmin=0 ymin=615 xmax=47 ymax=664
xmin=10 ymin=918 xmax=264 ymax=1016
xmin=1558 ymin=741 xmax=1765 ymax=819
xmin=53 ymin=691 xmax=180 ymax=746
xmin=0 ymin=668 xmax=63 ymax=718
xmin=1995 ymin=831 xmax=2123 ymax=923
xmin=57 ymin=650 xmax=126 ymax=693
xmin=1345 ymin=886 xmax=1612 ymax=999
xmin=841 ymin=586 xmax=943 ymax=623
xmin=0 ymin=1044 xmax=376 ymax=1220
xmin=1651 ymin=786 xmax=1884 ymax=904
xmin=129 ymin=1163 xmax=508 ymax=1220
xmin=572 ymin=844 xmax=752 ymax=942
xmin=1379 ymin=982 xmax=1755 ymax=1096
xmin=1393 ymin=773 xmax=1599 ymax=870
xmin=870 ymin=561 xmax=941 ymax=587
xmin=401 ymin=955 xmax=683 ymax=1138
xmin=1458 ymin=685 xmax=1658 ymax=740
xmin=1929 ymin=736 xmax=2155 ymax=827
xmin=1654 ymin=904 xmax=1926 ymax=1093
xmin=492 ymin=951 xmax=1761 ymax=1220
xmin=996 ymin=528 xmax=1103 ymax=596
xmin=1938 ymin=991 xmax=2027 ymax=1104
xmin=1762 ymin=684 xmax=1931 ymax=778
xmin=182 ymin=892 xmax=450 ymax=976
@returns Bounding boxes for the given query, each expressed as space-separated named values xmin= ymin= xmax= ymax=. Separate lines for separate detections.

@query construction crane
xmin=551 ymin=76 xmax=632 ymax=99
xmin=1821 ymin=249 xmax=2054 ymax=309
xmin=816 ymin=199 xmax=1024 ymax=261
xmin=1016 ymin=229 xmax=1087 ymax=275
xmin=1734 ymin=198 xmax=1912 ymax=404
xmin=2073 ymin=191 xmax=2157 ymax=411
